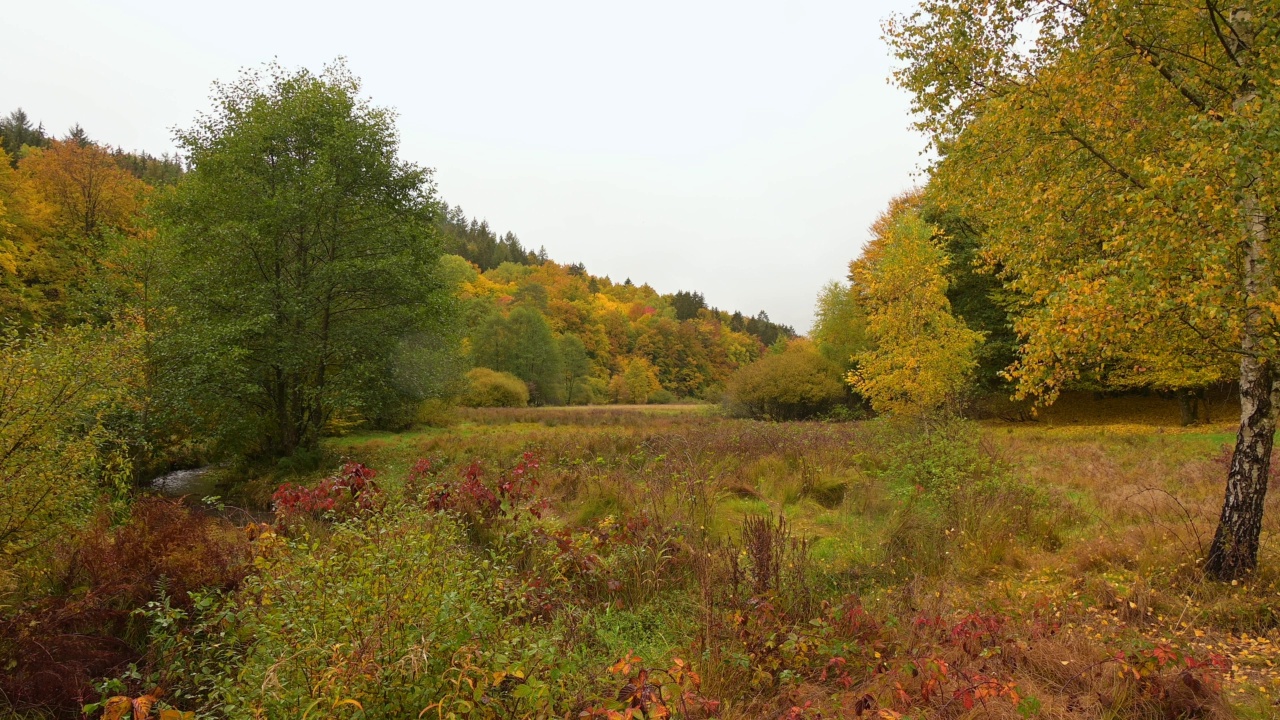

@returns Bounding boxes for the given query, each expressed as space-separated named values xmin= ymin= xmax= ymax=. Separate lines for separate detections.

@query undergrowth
xmin=3 ymin=411 xmax=1277 ymax=718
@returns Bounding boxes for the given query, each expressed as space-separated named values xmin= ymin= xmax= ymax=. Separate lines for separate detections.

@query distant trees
xmin=729 ymin=309 xmax=795 ymax=347
xmin=0 ymin=135 xmax=151 ymax=328
xmin=471 ymin=306 xmax=565 ymax=405
xmin=158 ymin=61 xmax=454 ymax=457
xmin=887 ymin=0 xmax=1277 ymax=578
xmin=672 ymin=290 xmax=706 ymax=321
xmin=453 ymin=250 xmax=792 ymax=405
xmin=559 ymin=333 xmax=591 ymax=404
xmin=23 ymin=139 xmax=146 ymax=241
xmin=437 ymin=205 xmax=540 ymax=271
xmin=0 ymin=109 xmax=49 ymax=163
xmin=610 ymin=357 xmax=662 ymax=404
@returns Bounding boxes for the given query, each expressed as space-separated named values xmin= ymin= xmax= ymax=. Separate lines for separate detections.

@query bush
xmin=868 ymin=416 xmax=1074 ymax=574
xmin=723 ymin=344 xmax=846 ymax=420
xmin=192 ymin=511 xmax=562 ymax=718
xmin=0 ymin=499 xmax=250 ymax=715
xmin=0 ymin=322 xmax=145 ymax=563
xmin=462 ymin=367 xmax=530 ymax=407
xmin=648 ymin=388 xmax=677 ymax=405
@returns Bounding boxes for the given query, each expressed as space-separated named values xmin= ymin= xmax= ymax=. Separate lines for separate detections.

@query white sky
xmin=2 ymin=0 xmax=927 ymax=332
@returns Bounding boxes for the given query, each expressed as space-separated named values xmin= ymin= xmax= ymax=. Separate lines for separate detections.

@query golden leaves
xmin=850 ymin=204 xmax=984 ymax=416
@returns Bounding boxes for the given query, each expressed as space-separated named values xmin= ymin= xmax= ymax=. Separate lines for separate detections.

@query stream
xmin=150 ymin=466 xmax=218 ymax=497
xmin=148 ymin=466 xmax=273 ymax=524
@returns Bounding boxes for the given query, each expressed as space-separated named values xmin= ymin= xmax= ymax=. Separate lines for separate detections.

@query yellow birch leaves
xmin=849 ymin=204 xmax=984 ymax=416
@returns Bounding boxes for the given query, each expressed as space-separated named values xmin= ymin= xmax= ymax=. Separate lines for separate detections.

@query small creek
xmin=150 ymin=466 xmax=218 ymax=497
xmin=149 ymin=466 xmax=273 ymax=525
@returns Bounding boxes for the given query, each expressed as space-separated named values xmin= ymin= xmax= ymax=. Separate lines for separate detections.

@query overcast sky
xmin=3 ymin=0 xmax=927 ymax=332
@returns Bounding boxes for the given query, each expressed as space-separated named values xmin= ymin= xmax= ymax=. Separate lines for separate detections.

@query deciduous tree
xmin=849 ymin=205 xmax=983 ymax=416
xmin=158 ymin=61 xmax=452 ymax=457
xmin=887 ymin=0 xmax=1279 ymax=577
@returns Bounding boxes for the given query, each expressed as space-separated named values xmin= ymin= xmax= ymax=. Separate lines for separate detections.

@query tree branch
xmin=1056 ymin=123 xmax=1148 ymax=190
xmin=1121 ymin=33 xmax=1210 ymax=112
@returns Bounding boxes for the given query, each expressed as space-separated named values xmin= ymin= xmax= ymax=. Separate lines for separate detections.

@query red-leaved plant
xmin=273 ymin=462 xmax=383 ymax=525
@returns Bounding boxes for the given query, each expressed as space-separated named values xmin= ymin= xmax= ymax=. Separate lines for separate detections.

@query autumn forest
xmin=3 ymin=3 xmax=1280 ymax=719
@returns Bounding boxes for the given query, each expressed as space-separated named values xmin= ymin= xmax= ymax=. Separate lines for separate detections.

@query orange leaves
xmin=21 ymin=139 xmax=147 ymax=239
xmin=100 ymin=697 xmax=133 ymax=720
xmin=583 ymin=653 xmax=719 ymax=719
xmin=99 ymin=688 xmax=164 ymax=720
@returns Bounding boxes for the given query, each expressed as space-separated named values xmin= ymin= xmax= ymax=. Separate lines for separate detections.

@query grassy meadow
xmin=175 ymin=405 xmax=1275 ymax=719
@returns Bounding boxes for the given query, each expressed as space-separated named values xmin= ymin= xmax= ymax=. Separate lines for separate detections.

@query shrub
xmin=723 ymin=344 xmax=846 ymax=420
xmin=196 ymin=511 xmax=563 ymax=718
xmin=648 ymin=388 xmax=677 ymax=405
xmin=462 ymin=367 xmax=530 ymax=407
xmin=0 ymin=499 xmax=250 ymax=716
xmin=0 ymin=322 xmax=145 ymax=562
xmin=870 ymin=417 xmax=1074 ymax=574
xmin=272 ymin=462 xmax=385 ymax=526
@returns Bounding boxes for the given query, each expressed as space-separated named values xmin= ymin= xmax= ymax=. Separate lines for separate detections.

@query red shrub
xmin=420 ymin=452 xmax=545 ymax=523
xmin=0 ymin=499 xmax=251 ymax=717
xmin=272 ymin=462 xmax=384 ymax=525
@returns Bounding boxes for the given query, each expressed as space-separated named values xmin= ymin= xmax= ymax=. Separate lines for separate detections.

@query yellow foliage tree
xmin=849 ymin=204 xmax=984 ymax=416
xmin=610 ymin=357 xmax=662 ymax=404
xmin=886 ymin=0 xmax=1278 ymax=578
xmin=0 ymin=321 xmax=144 ymax=563
xmin=21 ymin=139 xmax=145 ymax=240
xmin=0 ymin=148 xmax=54 ymax=324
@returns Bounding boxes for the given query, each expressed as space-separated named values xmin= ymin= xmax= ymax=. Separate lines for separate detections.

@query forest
xmin=1 ymin=3 xmax=1278 ymax=719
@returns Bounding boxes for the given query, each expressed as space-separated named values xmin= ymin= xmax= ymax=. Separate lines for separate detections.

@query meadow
xmin=9 ymin=405 xmax=1273 ymax=720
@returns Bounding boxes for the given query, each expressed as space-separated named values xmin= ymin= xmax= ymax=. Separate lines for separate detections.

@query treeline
xmin=450 ymin=254 xmax=793 ymax=407
xmin=1 ymin=108 xmax=184 ymax=184
xmin=0 ymin=62 xmax=796 ymax=488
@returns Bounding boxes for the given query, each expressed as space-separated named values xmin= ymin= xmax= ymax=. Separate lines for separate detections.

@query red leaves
xmin=420 ymin=452 xmax=545 ymax=522
xmin=272 ymin=462 xmax=383 ymax=524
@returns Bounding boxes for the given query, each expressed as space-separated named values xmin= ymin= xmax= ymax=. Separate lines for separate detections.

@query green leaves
xmin=157 ymin=60 xmax=457 ymax=456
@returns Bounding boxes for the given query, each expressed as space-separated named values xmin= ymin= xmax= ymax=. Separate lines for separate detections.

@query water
xmin=149 ymin=466 xmax=274 ymax=525
xmin=150 ymin=466 xmax=217 ymax=498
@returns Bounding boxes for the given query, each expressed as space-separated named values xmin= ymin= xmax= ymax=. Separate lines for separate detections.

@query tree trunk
xmin=1178 ymin=391 xmax=1198 ymax=426
xmin=1208 ymin=176 xmax=1275 ymax=580
xmin=1207 ymin=9 xmax=1273 ymax=580
xmin=1205 ymin=357 xmax=1275 ymax=579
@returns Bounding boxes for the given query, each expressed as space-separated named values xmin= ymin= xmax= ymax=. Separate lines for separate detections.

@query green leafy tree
xmin=471 ymin=306 xmax=564 ymax=404
xmin=158 ymin=61 xmax=452 ymax=457
xmin=559 ymin=333 xmax=591 ymax=404
xmin=887 ymin=0 xmax=1278 ymax=578
xmin=810 ymin=280 xmax=868 ymax=369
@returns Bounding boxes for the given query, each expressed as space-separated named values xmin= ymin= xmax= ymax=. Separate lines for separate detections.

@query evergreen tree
xmin=671 ymin=290 xmax=706 ymax=321
xmin=0 ymin=109 xmax=49 ymax=165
